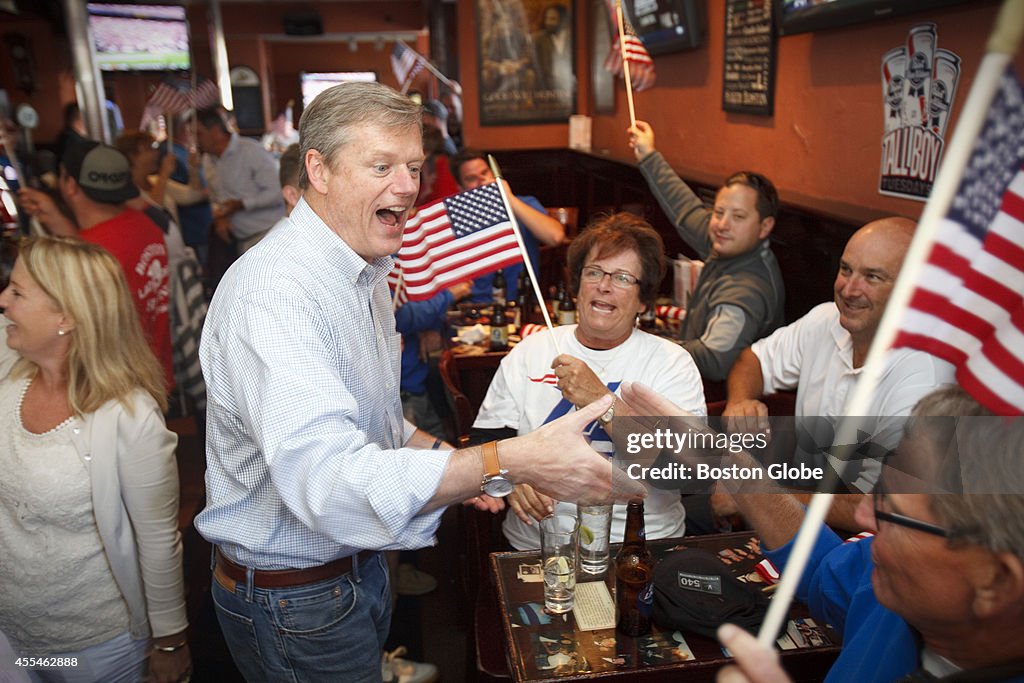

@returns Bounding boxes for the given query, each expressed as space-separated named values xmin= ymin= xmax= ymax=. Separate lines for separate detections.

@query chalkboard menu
xmin=722 ymin=0 xmax=775 ymax=115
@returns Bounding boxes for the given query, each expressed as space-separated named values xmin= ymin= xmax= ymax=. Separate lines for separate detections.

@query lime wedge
xmin=579 ymin=525 xmax=594 ymax=545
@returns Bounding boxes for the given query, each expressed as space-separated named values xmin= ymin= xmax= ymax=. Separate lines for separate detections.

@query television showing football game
xmin=88 ymin=3 xmax=190 ymax=71
xmin=300 ymin=72 xmax=378 ymax=107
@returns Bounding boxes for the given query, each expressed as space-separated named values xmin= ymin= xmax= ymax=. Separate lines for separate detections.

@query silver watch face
xmin=482 ymin=476 xmax=514 ymax=498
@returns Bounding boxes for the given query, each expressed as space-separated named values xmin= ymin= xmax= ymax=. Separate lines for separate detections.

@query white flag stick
xmin=392 ymin=270 xmax=404 ymax=311
xmin=615 ymin=0 xmax=637 ymax=129
xmin=487 ymin=155 xmax=562 ymax=356
xmin=756 ymin=0 xmax=1024 ymax=648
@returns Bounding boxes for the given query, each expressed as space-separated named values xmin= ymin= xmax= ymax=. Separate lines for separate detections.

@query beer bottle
xmin=615 ymin=499 xmax=654 ymax=636
xmin=639 ymin=306 xmax=657 ymax=331
xmin=557 ymin=281 xmax=577 ymax=325
xmin=553 ymin=281 xmax=566 ymax=318
xmin=516 ymin=270 xmax=532 ymax=323
xmin=505 ymin=299 xmax=520 ymax=331
xmin=489 ymin=304 xmax=509 ymax=351
xmin=492 ymin=269 xmax=507 ymax=307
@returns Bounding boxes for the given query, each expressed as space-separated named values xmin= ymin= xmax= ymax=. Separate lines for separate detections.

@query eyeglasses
xmin=580 ymin=265 xmax=640 ymax=289
xmin=872 ymin=483 xmax=952 ymax=538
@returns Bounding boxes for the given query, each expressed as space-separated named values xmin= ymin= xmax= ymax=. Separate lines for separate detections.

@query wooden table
xmin=482 ymin=532 xmax=840 ymax=682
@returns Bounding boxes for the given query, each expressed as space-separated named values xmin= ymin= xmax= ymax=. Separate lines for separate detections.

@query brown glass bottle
xmin=557 ymin=281 xmax=577 ymax=325
xmin=489 ymin=304 xmax=509 ymax=351
xmin=615 ymin=499 xmax=654 ymax=636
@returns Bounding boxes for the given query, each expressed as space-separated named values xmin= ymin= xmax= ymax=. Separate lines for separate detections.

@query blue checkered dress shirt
xmin=196 ymin=198 xmax=449 ymax=569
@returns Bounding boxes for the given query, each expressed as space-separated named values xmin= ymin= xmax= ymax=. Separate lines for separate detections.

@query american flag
xmin=391 ymin=42 xmax=425 ymax=91
xmin=390 ymin=183 xmax=523 ymax=302
xmin=892 ymin=65 xmax=1024 ymax=415
xmin=602 ymin=0 xmax=656 ymax=91
xmin=189 ymin=79 xmax=221 ymax=109
xmin=140 ymin=81 xmax=191 ymax=129
xmin=140 ymin=79 xmax=220 ymax=129
xmin=146 ymin=82 xmax=191 ymax=115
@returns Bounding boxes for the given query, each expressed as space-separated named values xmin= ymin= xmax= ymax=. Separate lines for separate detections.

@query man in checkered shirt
xmin=196 ymin=81 xmax=638 ymax=681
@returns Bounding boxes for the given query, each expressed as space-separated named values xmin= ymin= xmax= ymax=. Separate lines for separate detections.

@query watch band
xmin=482 ymin=441 xmax=501 ymax=477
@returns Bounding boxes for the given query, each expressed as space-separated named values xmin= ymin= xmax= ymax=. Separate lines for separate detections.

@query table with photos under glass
xmin=480 ymin=531 xmax=841 ymax=682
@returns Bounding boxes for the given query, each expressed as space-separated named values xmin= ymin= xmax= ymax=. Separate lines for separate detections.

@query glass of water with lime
xmin=577 ymin=503 xmax=613 ymax=576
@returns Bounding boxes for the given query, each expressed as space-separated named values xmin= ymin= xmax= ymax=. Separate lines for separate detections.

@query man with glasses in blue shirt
xmin=621 ymin=382 xmax=1024 ymax=683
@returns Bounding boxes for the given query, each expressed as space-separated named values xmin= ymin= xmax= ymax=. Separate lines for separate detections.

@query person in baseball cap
xmin=60 ymin=139 xmax=140 ymax=204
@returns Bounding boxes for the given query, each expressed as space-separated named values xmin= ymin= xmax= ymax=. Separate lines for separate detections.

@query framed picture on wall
xmin=477 ymin=0 xmax=576 ymax=125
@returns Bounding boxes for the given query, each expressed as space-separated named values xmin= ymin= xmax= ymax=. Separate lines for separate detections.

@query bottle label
xmin=490 ymin=326 xmax=508 ymax=350
xmin=638 ymin=582 xmax=654 ymax=614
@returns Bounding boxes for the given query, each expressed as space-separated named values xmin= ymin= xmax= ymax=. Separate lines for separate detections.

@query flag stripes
xmin=893 ymin=66 xmax=1024 ymax=415
xmin=391 ymin=183 xmax=523 ymax=302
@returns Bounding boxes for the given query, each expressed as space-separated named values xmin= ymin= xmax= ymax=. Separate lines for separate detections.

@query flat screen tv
xmin=622 ymin=0 xmax=703 ymax=56
xmin=775 ymin=0 xmax=974 ymax=36
xmin=300 ymin=72 xmax=378 ymax=107
xmin=88 ymin=3 xmax=190 ymax=71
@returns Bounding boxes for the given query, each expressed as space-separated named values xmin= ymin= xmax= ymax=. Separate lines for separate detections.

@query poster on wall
xmin=477 ymin=0 xmax=576 ymax=125
xmin=722 ymin=0 xmax=775 ymax=115
xmin=879 ymin=23 xmax=962 ymax=201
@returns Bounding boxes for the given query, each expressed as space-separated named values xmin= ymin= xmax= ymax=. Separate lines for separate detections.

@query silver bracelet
xmin=152 ymin=640 xmax=188 ymax=653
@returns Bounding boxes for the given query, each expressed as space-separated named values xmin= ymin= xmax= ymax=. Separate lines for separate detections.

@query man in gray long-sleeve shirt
xmin=629 ymin=121 xmax=785 ymax=383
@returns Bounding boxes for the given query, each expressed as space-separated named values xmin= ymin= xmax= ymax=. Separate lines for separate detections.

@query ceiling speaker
xmin=283 ymin=11 xmax=322 ymax=36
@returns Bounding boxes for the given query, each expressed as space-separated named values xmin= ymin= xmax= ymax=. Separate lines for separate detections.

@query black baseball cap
xmin=651 ymin=548 xmax=770 ymax=639
xmin=61 ymin=140 xmax=139 ymax=204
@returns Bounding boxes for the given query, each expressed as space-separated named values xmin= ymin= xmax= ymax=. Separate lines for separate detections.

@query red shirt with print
xmin=80 ymin=209 xmax=174 ymax=391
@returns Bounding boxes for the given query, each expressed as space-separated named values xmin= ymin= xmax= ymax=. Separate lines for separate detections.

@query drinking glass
xmin=577 ymin=504 xmax=613 ymax=576
xmin=539 ymin=514 xmax=579 ymax=613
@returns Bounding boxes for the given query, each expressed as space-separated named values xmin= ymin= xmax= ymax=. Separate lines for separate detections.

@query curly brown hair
xmin=566 ymin=212 xmax=665 ymax=309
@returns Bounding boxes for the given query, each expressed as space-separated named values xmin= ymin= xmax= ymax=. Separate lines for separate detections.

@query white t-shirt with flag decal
xmin=474 ymin=325 xmax=706 ymax=550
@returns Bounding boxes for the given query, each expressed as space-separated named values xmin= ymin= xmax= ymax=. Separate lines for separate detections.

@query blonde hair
xmin=12 ymin=235 xmax=168 ymax=414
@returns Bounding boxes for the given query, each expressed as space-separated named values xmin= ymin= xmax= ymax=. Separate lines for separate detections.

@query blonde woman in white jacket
xmin=0 ymin=236 xmax=190 ymax=683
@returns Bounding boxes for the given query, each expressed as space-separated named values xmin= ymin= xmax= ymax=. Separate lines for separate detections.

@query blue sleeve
xmin=762 ymin=525 xmax=870 ymax=637
xmin=394 ymin=291 xmax=454 ymax=335
xmin=518 ymin=196 xmax=545 ymax=267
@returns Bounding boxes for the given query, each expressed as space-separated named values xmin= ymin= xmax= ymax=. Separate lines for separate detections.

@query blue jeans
xmin=211 ymin=552 xmax=391 ymax=682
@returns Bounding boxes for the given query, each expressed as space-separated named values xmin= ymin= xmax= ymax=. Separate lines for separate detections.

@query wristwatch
xmin=598 ymin=395 xmax=617 ymax=426
xmin=480 ymin=441 xmax=514 ymax=497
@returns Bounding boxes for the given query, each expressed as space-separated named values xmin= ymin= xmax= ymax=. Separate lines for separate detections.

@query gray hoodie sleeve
xmin=638 ymin=151 xmax=714 ymax=260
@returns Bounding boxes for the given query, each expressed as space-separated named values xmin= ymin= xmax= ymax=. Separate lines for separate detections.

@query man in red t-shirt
xmin=58 ymin=140 xmax=174 ymax=390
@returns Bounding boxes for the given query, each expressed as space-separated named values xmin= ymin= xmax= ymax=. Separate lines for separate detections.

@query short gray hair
xmin=906 ymin=385 xmax=1024 ymax=561
xmin=297 ymin=81 xmax=422 ymax=189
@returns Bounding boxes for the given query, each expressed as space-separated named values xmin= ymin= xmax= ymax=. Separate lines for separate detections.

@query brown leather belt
xmin=214 ymin=547 xmax=373 ymax=588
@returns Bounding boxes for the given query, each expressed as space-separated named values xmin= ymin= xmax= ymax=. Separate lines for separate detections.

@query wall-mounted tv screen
xmin=775 ymin=0 xmax=973 ymax=36
xmin=300 ymin=72 xmax=378 ymax=107
xmin=623 ymin=0 xmax=703 ymax=55
xmin=88 ymin=3 xmax=190 ymax=71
